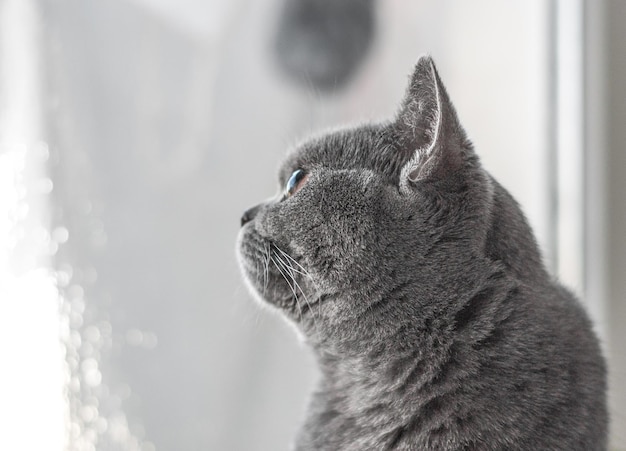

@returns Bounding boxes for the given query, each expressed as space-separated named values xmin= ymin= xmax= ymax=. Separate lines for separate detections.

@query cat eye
xmin=285 ymin=169 xmax=308 ymax=198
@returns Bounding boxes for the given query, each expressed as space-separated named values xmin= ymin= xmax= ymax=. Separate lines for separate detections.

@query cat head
xmin=237 ymin=57 xmax=496 ymax=349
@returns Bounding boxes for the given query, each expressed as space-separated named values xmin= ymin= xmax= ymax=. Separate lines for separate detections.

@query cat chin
xmin=235 ymin=232 xmax=308 ymax=343
xmin=241 ymin=270 xmax=307 ymax=343
xmin=235 ymin=231 xmax=268 ymax=306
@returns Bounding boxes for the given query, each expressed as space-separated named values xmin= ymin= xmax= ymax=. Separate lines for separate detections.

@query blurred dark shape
xmin=274 ymin=0 xmax=376 ymax=93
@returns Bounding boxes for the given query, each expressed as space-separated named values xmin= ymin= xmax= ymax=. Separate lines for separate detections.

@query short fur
xmin=237 ymin=57 xmax=607 ymax=450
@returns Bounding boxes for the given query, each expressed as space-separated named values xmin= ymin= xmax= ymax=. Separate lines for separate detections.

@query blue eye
xmin=285 ymin=169 xmax=308 ymax=198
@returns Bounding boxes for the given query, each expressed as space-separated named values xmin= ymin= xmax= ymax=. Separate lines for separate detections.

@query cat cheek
xmin=256 ymin=201 xmax=312 ymax=241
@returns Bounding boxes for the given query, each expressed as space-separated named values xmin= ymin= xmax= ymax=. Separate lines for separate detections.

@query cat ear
xmin=395 ymin=56 xmax=469 ymax=184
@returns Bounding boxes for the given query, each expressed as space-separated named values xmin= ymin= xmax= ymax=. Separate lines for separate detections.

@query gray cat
xmin=237 ymin=57 xmax=607 ymax=450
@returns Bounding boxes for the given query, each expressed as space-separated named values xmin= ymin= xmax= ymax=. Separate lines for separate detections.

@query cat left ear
xmin=395 ymin=56 xmax=469 ymax=184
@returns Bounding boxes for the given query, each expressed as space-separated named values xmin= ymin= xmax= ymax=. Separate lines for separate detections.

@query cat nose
xmin=241 ymin=204 xmax=261 ymax=227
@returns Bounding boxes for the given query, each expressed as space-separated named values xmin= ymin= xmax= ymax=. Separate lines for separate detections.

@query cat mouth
xmin=238 ymin=229 xmax=321 ymax=319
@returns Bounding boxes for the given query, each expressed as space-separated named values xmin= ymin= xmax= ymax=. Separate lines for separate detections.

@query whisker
xmin=272 ymin=252 xmax=302 ymax=301
xmin=271 ymin=254 xmax=304 ymax=317
xmin=272 ymin=249 xmax=321 ymax=332
xmin=263 ymin=242 xmax=271 ymax=295
xmin=272 ymin=244 xmax=325 ymax=321
xmin=275 ymin=247 xmax=318 ymax=287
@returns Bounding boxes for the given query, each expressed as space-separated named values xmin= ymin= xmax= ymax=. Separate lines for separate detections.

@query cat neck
xmin=308 ymin=259 xmax=519 ymax=387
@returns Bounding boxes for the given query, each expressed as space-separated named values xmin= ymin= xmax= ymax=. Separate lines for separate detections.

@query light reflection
xmin=68 ymin=284 xmax=85 ymax=301
xmin=1 ymin=137 xmax=154 ymax=451
xmin=81 ymin=341 xmax=94 ymax=357
xmin=0 ymin=119 xmax=150 ymax=451
xmin=16 ymin=202 xmax=29 ymax=220
xmin=2 ymin=1 xmax=156 ymax=448
xmin=141 ymin=332 xmax=158 ymax=350
xmin=80 ymin=405 xmax=97 ymax=423
xmin=0 ymin=131 xmax=151 ymax=450
xmin=56 ymin=269 xmax=72 ymax=287
xmin=82 ymin=359 xmax=102 ymax=387
xmin=48 ymin=240 xmax=59 ymax=256
xmin=83 ymin=325 xmax=101 ymax=343
xmin=0 ymin=145 xmax=66 ymax=451
xmin=95 ymin=417 xmax=108 ymax=434
xmin=36 ymin=177 xmax=54 ymax=194
xmin=71 ymin=297 xmax=85 ymax=315
xmin=32 ymin=140 xmax=49 ymax=161
xmin=125 ymin=329 xmax=159 ymax=349
xmin=58 ymin=227 xmax=152 ymax=451
xmin=125 ymin=329 xmax=144 ymax=347
xmin=52 ymin=226 xmax=69 ymax=244
xmin=0 ymin=1 xmax=67 ymax=426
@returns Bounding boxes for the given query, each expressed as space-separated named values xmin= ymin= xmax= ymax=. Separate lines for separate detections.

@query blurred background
xmin=0 ymin=0 xmax=624 ymax=449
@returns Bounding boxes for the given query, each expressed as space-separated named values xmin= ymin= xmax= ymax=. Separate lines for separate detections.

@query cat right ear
xmin=395 ymin=56 xmax=469 ymax=185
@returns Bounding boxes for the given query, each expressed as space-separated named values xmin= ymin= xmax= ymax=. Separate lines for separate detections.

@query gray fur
xmin=237 ymin=57 xmax=608 ymax=450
